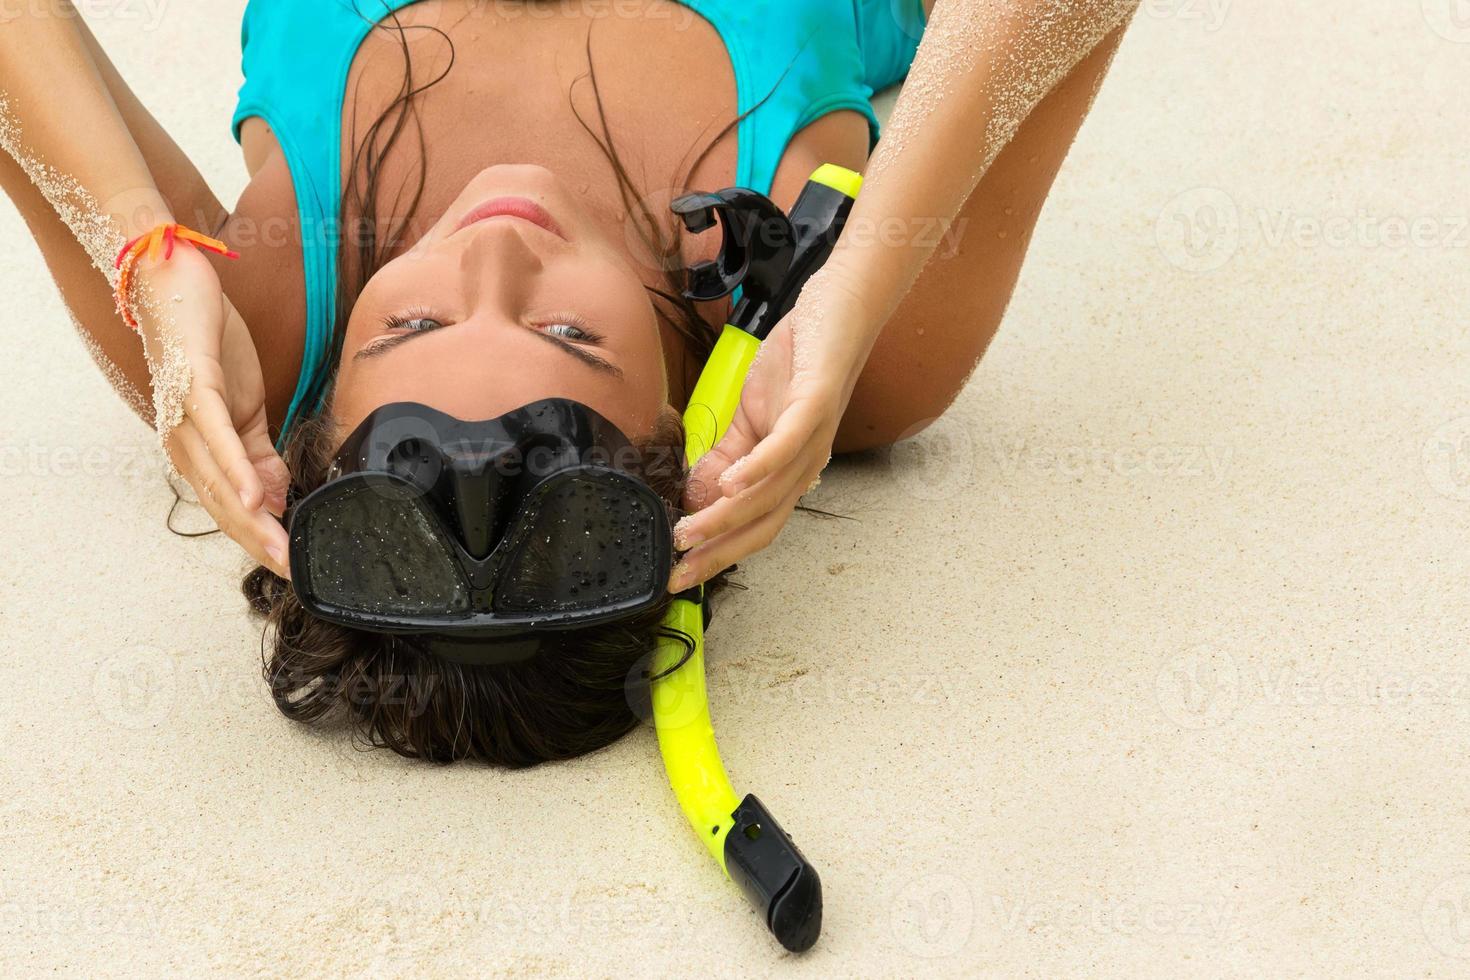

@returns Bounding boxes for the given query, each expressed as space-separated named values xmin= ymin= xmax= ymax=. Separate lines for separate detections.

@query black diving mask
xmin=286 ymin=398 xmax=674 ymax=664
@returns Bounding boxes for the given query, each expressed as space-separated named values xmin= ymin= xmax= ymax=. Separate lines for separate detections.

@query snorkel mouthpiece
xmin=672 ymin=164 xmax=860 ymax=342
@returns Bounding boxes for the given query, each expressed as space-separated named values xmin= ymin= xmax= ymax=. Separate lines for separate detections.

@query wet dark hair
xmin=243 ymin=4 xmax=744 ymax=767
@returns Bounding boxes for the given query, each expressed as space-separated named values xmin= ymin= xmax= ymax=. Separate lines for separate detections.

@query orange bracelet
xmin=113 ymin=223 xmax=240 ymax=332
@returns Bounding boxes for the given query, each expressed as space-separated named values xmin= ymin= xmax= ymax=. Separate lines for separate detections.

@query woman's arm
xmin=832 ymin=18 xmax=1131 ymax=452
xmin=670 ymin=0 xmax=1141 ymax=589
xmin=0 ymin=2 xmax=234 ymax=417
xmin=0 ymin=2 xmax=291 ymax=575
xmin=0 ymin=2 xmax=179 ymax=267
xmin=832 ymin=0 xmax=1140 ymax=336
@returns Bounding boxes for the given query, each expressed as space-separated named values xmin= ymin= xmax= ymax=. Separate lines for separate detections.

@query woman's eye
xmin=385 ymin=315 xmax=443 ymax=332
xmin=543 ymin=322 xmax=592 ymax=342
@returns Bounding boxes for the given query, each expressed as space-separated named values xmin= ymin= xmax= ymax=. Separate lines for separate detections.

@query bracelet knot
xmin=113 ymin=223 xmax=240 ymax=332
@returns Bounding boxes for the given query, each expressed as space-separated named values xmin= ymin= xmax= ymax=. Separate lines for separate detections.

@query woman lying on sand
xmin=0 ymin=0 xmax=1137 ymax=764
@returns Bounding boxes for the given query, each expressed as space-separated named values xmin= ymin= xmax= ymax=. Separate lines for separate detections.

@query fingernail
xmin=669 ymin=563 xmax=692 ymax=593
xmin=673 ymin=516 xmax=700 ymax=551
xmin=233 ymin=477 xmax=255 ymax=510
xmin=268 ymin=545 xmax=287 ymax=570
xmin=719 ymin=459 xmax=750 ymax=496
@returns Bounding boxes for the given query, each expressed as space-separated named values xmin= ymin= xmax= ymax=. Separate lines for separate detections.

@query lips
xmin=455 ymin=196 xmax=567 ymax=241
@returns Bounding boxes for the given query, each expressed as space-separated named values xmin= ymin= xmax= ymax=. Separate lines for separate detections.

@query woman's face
xmin=332 ymin=165 xmax=669 ymax=441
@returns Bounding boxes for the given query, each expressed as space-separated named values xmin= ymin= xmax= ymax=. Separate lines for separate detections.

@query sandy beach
xmin=3 ymin=1 xmax=1469 ymax=975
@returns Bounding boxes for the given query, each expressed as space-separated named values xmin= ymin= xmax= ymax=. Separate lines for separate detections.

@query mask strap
xmin=417 ymin=633 xmax=544 ymax=667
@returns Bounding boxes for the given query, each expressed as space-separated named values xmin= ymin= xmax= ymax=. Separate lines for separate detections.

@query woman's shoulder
xmin=767 ymin=111 xmax=872 ymax=214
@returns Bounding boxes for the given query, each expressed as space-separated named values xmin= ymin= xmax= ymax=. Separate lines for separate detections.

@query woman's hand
xmin=133 ymin=246 xmax=292 ymax=578
xmin=670 ymin=270 xmax=878 ymax=591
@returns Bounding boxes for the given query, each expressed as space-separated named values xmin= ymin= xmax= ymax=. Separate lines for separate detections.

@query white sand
xmin=4 ymin=2 xmax=1470 ymax=975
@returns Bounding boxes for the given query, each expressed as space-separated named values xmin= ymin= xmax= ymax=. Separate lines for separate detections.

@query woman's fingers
xmin=253 ymin=452 xmax=291 ymax=519
xmin=685 ymin=437 xmax=745 ymax=512
xmin=182 ymin=379 xmax=264 ymax=511
xmin=673 ymin=386 xmax=842 ymax=585
xmin=716 ymin=394 xmax=827 ymax=496
xmin=238 ymin=407 xmax=291 ymax=518
xmin=172 ymin=421 xmax=291 ymax=577
xmin=668 ymin=476 xmax=812 ymax=591
xmin=676 ymin=435 xmax=819 ymax=550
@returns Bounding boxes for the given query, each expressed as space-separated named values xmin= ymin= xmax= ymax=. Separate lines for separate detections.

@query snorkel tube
xmin=651 ymin=165 xmax=862 ymax=953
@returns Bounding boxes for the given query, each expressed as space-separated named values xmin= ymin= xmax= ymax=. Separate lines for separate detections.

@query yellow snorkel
xmin=652 ymin=164 xmax=862 ymax=953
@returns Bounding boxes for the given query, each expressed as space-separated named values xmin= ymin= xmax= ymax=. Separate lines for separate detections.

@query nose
xmin=457 ymin=218 xmax=549 ymax=316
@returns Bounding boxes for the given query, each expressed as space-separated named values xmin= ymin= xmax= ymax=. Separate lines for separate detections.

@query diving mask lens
xmin=493 ymin=470 xmax=665 ymax=615
xmin=297 ymin=475 xmax=472 ymax=618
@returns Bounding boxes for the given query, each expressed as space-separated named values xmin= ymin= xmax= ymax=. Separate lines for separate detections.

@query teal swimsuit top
xmin=231 ymin=0 xmax=926 ymax=440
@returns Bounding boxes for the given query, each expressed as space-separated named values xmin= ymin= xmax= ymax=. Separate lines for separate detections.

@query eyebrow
xmin=354 ymin=321 xmax=625 ymax=379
